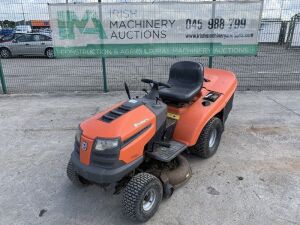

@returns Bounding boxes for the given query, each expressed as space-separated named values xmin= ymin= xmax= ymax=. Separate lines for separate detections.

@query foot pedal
xmin=147 ymin=140 xmax=187 ymax=162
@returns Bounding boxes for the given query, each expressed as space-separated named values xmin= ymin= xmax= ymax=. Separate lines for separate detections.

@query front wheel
xmin=122 ymin=173 xmax=163 ymax=222
xmin=190 ymin=117 xmax=223 ymax=158
xmin=66 ymin=160 xmax=90 ymax=187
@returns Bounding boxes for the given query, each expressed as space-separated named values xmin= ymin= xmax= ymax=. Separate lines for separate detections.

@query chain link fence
xmin=1 ymin=0 xmax=300 ymax=94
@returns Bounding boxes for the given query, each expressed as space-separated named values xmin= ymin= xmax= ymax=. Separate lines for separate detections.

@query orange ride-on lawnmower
xmin=67 ymin=61 xmax=237 ymax=222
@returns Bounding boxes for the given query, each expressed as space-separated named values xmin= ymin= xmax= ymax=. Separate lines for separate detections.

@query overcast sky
xmin=0 ymin=0 xmax=299 ymax=21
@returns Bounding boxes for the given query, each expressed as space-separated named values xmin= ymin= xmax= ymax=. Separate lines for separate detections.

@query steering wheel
xmin=141 ymin=78 xmax=171 ymax=88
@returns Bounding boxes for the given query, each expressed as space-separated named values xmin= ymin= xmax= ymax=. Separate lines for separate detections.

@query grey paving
xmin=0 ymin=91 xmax=299 ymax=225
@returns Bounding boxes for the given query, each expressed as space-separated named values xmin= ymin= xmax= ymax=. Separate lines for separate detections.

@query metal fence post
xmin=208 ymin=56 xmax=213 ymax=68
xmin=209 ymin=0 xmax=216 ymax=68
xmin=101 ymin=57 xmax=108 ymax=92
xmin=98 ymin=0 xmax=108 ymax=93
xmin=0 ymin=59 xmax=7 ymax=94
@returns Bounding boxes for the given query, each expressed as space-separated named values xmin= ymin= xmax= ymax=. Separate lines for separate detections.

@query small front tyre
xmin=66 ymin=160 xmax=90 ymax=187
xmin=190 ymin=117 xmax=223 ymax=158
xmin=122 ymin=173 xmax=163 ymax=222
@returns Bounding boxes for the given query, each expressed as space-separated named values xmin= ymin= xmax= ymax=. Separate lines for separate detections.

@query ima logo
xmin=57 ymin=10 xmax=107 ymax=40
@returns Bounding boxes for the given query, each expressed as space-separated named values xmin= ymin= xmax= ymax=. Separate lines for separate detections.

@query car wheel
xmin=45 ymin=48 xmax=54 ymax=59
xmin=0 ymin=48 xmax=11 ymax=59
xmin=66 ymin=160 xmax=90 ymax=187
xmin=122 ymin=173 xmax=163 ymax=222
xmin=190 ymin=117 xmax=223 ymax=158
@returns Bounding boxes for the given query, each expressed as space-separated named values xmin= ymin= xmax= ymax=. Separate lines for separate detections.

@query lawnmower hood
xmin=80 ymin=100 xmax=157 ymax=142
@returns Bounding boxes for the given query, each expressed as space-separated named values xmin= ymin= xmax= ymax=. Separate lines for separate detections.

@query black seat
xmin=159 ymin=61 xmax=204 ymax=103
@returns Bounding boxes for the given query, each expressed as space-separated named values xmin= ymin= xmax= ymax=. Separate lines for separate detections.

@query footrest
xmin=147 ymin=140 xmax=187 ymax=162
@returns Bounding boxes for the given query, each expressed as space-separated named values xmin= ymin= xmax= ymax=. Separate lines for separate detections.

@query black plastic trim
xmin=70 ymin=151 xmax=144 ymax=184
xmin=224 ymin=94 xmax=234 ymax=122
xmin=122 ymin=124 xmax=151 ymax=148
xmin=100 ymin=101 xmax=143 ymax=123
xmin=74 ymin=141 xmax=80 ymax=155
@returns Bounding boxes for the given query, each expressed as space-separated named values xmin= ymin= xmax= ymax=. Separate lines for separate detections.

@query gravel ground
xmin=1 ymin=44 xmax=300 ymax=93
xmin=0 ymin=91 xmax=299 ymax=225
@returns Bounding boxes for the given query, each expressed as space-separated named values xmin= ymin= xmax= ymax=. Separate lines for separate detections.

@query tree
xmin=0 ymin=20 xmax=16 ymax=28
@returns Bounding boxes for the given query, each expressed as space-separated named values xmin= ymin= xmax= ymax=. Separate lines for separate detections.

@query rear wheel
xmin=122 ymin=173 xmax=163 ymax=222
xmin=190 ymin=117 xmax=223 ymax=158
xmin=45 ymin=48 xmax=54 ymax=59
xmin=66 ymin=160 xmax=90 ymax=187
xmin=0 ymin=48 xmax=11 ymax=59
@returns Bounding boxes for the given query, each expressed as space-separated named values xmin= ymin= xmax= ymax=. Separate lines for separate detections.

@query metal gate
xmin=0 ymin=0 xmax=300 ymax=94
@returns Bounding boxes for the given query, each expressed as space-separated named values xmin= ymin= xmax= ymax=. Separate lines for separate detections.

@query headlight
xmin=94 ymin=138 xmax=119 ymax=151
xmin=75 ymin=126 xmax=82 ymax=143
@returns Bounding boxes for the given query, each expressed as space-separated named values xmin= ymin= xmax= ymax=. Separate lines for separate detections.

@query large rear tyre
xmin=190 ymin=117 xmax=223 ymax=158
xmin=66 ymin=160 xmax=90 ymax=187
xmin=122 ymin=173 xmax=163 ymax=222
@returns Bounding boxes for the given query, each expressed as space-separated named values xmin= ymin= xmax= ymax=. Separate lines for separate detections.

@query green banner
xmin=54 ymin=43 xmax=258 ymax=58
xmin=49 ymin=2 xmax=262 ymax=58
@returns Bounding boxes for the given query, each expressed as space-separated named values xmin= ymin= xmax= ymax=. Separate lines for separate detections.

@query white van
xmin=15 ymin=25 xmax=32 ymax=33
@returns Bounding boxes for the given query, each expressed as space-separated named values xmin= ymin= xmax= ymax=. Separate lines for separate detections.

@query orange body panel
xmin=80 ymin=105 xmax=156 ymax=164
xmin=170 ymin=68 xmax=237 ymax=146
xmin=119 ymin=124 xmax=155 ymax=163
xmin=79 ymin=136 xmax=94 ymax=166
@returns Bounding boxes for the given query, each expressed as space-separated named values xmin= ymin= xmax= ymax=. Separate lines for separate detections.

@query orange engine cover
xmin=79 ymin=104 xmax=156 ymax=164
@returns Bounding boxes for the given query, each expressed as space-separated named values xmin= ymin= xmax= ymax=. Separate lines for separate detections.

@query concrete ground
xmin=0 ymin=91 xmax=299 ymax=225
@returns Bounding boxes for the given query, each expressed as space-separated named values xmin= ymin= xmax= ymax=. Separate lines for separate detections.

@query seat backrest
xmin=168 ymin=61 xmax=204 ymax=88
